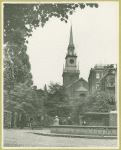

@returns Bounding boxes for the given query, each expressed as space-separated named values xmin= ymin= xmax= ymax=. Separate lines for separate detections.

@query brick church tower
xmin=62 ymin=25 xmax=80 ymax=87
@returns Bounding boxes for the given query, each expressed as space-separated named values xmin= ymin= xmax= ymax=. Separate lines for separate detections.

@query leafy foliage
xmin=71 ymin=100 xmax=85 ymax=124
xmin=92 ymin=92 xmax=116 ymax=112
xmin=3 ymin=31 xmax=37 ymax=116
xmin=44 ymin=82 xmax=71 ymax=117
xmin=4 ymin=3 xmax=98 ymax=44
xmin=4 ymin=42 xmax=33 ymax=87
xmin=84 ymin=92 xmax=116 ymax=113
xmin=4 ymin=83 xmax=39 ymax=114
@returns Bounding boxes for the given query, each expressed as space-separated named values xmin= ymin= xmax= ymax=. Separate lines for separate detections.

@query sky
xmin=27 ymin=2 xmax=119 ymax=90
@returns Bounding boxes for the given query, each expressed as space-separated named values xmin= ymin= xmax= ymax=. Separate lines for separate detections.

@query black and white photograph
xmin=3 ymin=1 xmax=119 ymax=148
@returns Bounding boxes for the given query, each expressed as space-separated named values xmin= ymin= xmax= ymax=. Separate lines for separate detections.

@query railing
xmin=4 ymin=110 xmax=12 ymax=128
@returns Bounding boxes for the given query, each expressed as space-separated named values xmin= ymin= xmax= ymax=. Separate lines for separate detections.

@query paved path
xmin=3 ymin=129 xmax=118 ymax=147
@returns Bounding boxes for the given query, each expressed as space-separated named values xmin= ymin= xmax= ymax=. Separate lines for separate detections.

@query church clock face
xmin=70 ymin=59 xmax=74 ymax=64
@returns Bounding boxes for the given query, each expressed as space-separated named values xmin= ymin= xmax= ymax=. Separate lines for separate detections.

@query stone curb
xmin=28 ymin=132 xmax=117 ymax=139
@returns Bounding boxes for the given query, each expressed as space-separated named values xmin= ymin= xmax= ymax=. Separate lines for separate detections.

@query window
xmin=96 ymin=83 xmax=99 ymax=89
xmin=96 ymin=73 xmax=100 ymax=79
xmin=80 ymin=94 xmax=85 ymax=97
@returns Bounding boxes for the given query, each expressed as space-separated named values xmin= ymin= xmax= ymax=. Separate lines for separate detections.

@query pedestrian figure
xmin=83 ymin=120 xmax=86 ymax=126
xmin=29 ymin=117 xmax=34 ymax=129
xmin=63 ymin=119 xmax=68 ymax=125
xmin=67 ymin=117 xmax=73 ymax=125
xmin=53 ymin=116 xmax=59 ymax=125
xmin=59 ymin=117 xmax=63 ymax=125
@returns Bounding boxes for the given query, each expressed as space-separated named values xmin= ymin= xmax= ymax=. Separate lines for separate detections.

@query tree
xmin=91 ymin=92 xmax=116 ymax=112
xmin=83 ymin=92 xmax=116 ymax=113
xmin=4 ymin=30 xmax=33 ymax=93
xmin=4 ymin=34 xmax=33 ymax=105
xmin=3 ymin=32 xmax=39 ymax=127
xmin=4 ymin=3 xmax=98 ymax=44
xmin=4 ymin=44 xmax=33 ymax=90
xmin=71 ymin=100 xmax=85 ymax=125
xmin=4 ymin=82 xmax=40 ymax=127
xmin=44 ymin=82 xmax=71 ymax=117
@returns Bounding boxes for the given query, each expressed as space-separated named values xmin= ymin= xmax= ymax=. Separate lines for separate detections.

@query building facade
xmin=88 ymin=64 xmax=117 ymax=95
xmin=66 ymin=78 xmax=88 ymax=99
xmin=88 ymin=64 xmax=104 ymax=95
xmin=88 ymin=64 xmax=117 ymax=110
xmin=99 ymin=65 xmax=116 ymax=107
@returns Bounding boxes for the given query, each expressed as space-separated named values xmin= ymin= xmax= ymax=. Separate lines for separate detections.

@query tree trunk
xmin=16 ymin=113 xmax=20 ymax=128
xmin=11 ymin=110 xmax=14 ymax=128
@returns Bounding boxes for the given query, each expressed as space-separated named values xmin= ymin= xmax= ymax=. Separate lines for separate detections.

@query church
xmin=62 ymin=26 xmax=88 ymax=99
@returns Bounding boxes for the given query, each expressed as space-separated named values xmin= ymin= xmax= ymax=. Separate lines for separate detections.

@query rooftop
xmin=94 ymin=64 xmax=105 ymax=69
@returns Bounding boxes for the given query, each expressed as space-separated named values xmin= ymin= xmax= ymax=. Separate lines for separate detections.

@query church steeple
xmin=63 ymin=25 xmax=80 ymax=87
xmin=67 ymin=25 xmax=75 ymax=56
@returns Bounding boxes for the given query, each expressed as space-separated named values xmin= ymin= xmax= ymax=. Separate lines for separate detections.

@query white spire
xmin=69 ymin=25 xmax=74 ymax=46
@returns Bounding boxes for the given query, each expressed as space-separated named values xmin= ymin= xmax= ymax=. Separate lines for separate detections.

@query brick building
xmin=88 ymin=64 xmax=117 ymax=96
xmin=88 ymin=64 xmax=104 ymax=95
xmin=99 ymin=65 xmax=116 ymax=94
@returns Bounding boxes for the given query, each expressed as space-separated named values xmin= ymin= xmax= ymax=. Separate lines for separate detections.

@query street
xmin=3 ymin=129 xmax=118 ymax=147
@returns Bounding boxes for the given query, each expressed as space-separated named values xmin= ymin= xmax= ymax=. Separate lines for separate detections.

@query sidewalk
xmin=25 ymin=128 xmax=117 ymax=139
